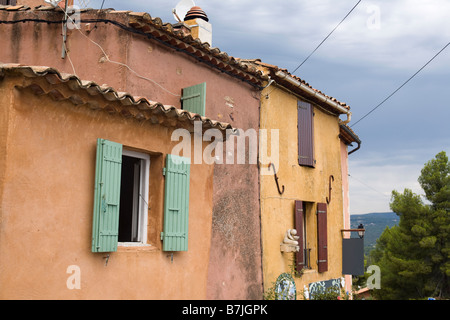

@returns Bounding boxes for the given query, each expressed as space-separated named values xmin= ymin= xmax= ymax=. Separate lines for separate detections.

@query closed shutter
xmin=298 ymin=101 xmax=315 ymax=167
xmin=317 ymin=203 xmax=328 ymax=272
xmin=294 ymin=200 xmax=305 ymax=272
xmin=91 ymin=139 xmax=122 ymax=253
xmin=181 ymin=82 xmax=206 ymax=116
xmin=161 ymin=154 xmax=190 ymax=251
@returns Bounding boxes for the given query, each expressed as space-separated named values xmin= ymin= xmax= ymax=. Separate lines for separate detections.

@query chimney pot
xmin=184 ymin=6 xmax=209 ymax=22
xmin=183 ymin=6 xmax=212 ymax=45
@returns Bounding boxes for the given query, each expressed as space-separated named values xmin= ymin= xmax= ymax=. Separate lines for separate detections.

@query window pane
xmin=118 ymin=155 xmax=141 ymax=242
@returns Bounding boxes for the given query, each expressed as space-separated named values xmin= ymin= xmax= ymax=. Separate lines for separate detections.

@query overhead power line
xmin=348 ymin=174 xmax=390 ymax=198
xmin=291 ymin=0 xmax=362 ymax=74
xmin=352 ymin=40 xmax=450 ymax=127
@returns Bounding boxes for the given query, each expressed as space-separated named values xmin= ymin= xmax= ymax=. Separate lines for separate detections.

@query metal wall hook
xmin=269 ymin=162 xmax=284 ymax=195
xmin=103 ymin=254 xmax=110 ymax=266
xmin=326 ymin=175 xmax=334 ymax=204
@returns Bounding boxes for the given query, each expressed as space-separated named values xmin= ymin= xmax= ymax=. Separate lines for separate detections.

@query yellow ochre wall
xmin=260 ymin=84 xmax=345 ymax=298
xmin=0 ymin=77 xmax=215 ymax=299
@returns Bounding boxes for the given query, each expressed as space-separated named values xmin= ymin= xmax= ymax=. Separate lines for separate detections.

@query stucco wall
xmin=0 ymin=10 xmax=263 ymax=299
xmin=0 ymin=77 xmax=215 ymax=299
xmin=340 ymin=139 xmax=353 ymax=295
xmin=259 ymin=85 xmax=345 ymax=297
xmin=0 ymin=10 xmax=259 ymax=118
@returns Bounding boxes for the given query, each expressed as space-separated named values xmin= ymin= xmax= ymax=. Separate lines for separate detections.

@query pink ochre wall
xmin=0 ymin=9 xmax=263 ymax=299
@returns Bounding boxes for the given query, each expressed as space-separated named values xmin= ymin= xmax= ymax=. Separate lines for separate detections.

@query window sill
xmin=302 ymin=268 xmax=318 ymax=275
xmin=117 ymin=243 xmax=158 ymax=253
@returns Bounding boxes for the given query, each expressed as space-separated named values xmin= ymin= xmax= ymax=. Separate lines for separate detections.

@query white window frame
xmin=119 ymin=149 xmax=150 ymax=247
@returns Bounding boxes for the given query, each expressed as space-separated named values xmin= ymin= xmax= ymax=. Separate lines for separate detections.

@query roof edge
xmin=0 ymin=63 xmax=233 ymax=132
xmin=0 ymin=5 xmax=268 ymax=88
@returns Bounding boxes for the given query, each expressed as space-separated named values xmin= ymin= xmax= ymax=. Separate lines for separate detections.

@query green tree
xmin=418 ymin=151 xmax=450 ymax=211
xmin=370 ymin=151 xmax=449 ymax=299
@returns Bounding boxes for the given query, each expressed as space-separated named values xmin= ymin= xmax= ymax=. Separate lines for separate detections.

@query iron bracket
xmin=326 ymin=175 xmax=334 ymax=204
xmin=269 ymin=162 xmax=284 ymax=195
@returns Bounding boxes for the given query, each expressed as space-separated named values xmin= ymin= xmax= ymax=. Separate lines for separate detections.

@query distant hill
xmin=350 ymin=212 xmax=400 ymax=255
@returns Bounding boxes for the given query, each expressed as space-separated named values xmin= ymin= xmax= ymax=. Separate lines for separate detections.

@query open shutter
xmin=161 ymin=154 xmax=190 ymax=251
xmin=181 ymin=82 xmax=206 ymax=116
xmin=294 ymin=200 xmax=305 ymax=273
xmin=298 ymin=101 xmax=315 ymax=167
xmin=92 ymin=139 xmax=122 ymax=253
xmin=317 ymin=203 xmax=328 ymax=272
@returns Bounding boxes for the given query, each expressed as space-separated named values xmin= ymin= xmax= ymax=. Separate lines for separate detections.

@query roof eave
xmin=126 ymin=15 xmax=268 ymax=88
xmin=0 ymin=63 xmax=233 ymax=134
xmin=273 ymin=70 xmax=351 ymax=118
xmin=339 ymin=123 xmax=361 ymax=154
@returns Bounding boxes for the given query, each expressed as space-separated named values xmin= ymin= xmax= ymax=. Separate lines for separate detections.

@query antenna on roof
xmin=172 ymin=0 xmax=195 ymax=22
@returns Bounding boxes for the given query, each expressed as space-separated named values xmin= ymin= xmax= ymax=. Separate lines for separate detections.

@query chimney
xmin=183 ymin=6 xmax=212 ymax=45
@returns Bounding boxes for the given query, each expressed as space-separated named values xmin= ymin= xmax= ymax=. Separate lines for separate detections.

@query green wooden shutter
xmin=181 ymin=82 xmax=206 ymax=116
xmin=91 ymin=138 xmax=122 ymax=253
xmin=161 ymin=154 xmax=190 ymax=251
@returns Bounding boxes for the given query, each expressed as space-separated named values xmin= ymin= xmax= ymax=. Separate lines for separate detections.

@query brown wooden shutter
xmin=317 ymin=203 xmax=328 ymax=272
xmin=294 ymin=200 xmax=304 ymax=272
xmin=297 ymin=101 xmax=315 ymax=167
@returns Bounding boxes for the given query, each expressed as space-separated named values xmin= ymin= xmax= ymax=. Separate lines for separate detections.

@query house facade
xmin=0 ymin=2 xmax=265 ymax=299
xmin=0 ymin=63 xmax=234 ymax=299
xmin=0 ymin=2 xmax=362 ymax=300
xmin=243 ymin=60 xmax=361 ymax=299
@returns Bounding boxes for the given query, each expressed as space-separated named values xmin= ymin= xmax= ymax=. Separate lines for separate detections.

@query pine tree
xmin=370 ymin=151 xmax=449 ymax=299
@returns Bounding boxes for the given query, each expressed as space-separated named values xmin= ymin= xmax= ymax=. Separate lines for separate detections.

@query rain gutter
xmin=340 ymin=124 xmax=361 ymax=155
xmin=274 ymin=70 xmax=352 ymax=124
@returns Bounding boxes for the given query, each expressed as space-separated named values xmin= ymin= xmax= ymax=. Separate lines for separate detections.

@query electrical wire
xmin=62 ymin=27 xmax=77 ymax=75
xmin=0 ymin=16 xmax=263 ymax=90
xmin=60 ymin=6 xmax=181 ymax=97
xmin=0 ymin=13 xmax=220 ymax=96
xmin=348 ymin=173 xmax=390 ymax=198
xmin=291 ymin=0 xmax=362 ymax=74
xmin=351 ymin=40 xmax=450 ymax=127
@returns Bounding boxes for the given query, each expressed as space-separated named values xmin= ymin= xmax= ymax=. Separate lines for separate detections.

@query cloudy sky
xmin=76 ymin=0 xmax=450 ymax=214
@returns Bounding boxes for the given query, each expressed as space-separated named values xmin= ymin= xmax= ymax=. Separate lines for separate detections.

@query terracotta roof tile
xmin=339 ymin=123 xmax=361 ymax=145
xmin=0 ymin=63 xmax=233 ymax=132
xmin=240 ymin=59 xmax=350 ymax=112
xmin=0 ymin=5 xmax=350 ymax=112
xmin=0 ymin=5 xmax=267 ymax=87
